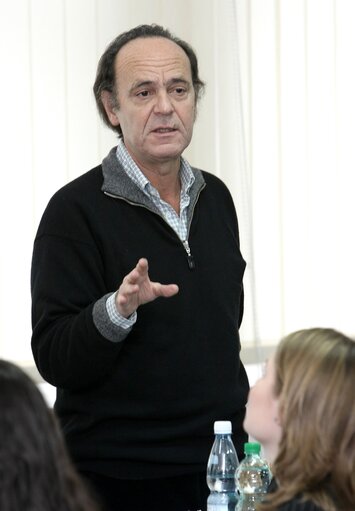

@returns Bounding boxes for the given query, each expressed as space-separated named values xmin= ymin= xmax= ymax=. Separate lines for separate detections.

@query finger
xmin=118 ymin=283 xmax=139 ymax=297
xmin=124 ymin=258 xmax=148 ymax=285
xmin=125 ymin=269 xmax=141 ymax=285
xmin=153 ymin=283 xmax=179 ymax=298
xmin=136 ymin=258 xmax=148 ymax=275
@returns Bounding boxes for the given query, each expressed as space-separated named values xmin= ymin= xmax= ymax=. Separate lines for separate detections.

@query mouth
xmin=151 ymin=127 xmax=177 ymax=134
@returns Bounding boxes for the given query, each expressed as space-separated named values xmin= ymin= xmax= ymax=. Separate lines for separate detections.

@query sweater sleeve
xmin=31 ymin=190 xmax=127 ymax=390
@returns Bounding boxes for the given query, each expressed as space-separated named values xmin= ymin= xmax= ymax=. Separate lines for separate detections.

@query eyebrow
xmin=130 ymin=77 xmax=191 ymax=93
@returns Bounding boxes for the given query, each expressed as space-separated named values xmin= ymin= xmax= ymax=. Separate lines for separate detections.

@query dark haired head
xmin=93 ymin=24 xmax=205 ymax=137
xmin=0 ymin=360 xmax=100 ymax=511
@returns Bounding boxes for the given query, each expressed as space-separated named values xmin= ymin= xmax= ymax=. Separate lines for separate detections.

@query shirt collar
xmin=115 ymin=139 xmax=195 ymax=198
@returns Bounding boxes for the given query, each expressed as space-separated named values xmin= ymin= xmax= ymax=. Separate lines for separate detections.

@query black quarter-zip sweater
xmin=31 ymin=147 xmax=249 ymax=479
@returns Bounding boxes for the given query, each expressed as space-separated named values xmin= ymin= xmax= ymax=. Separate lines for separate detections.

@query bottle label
xmin=207 ymin=505 xmax=229 ymax=511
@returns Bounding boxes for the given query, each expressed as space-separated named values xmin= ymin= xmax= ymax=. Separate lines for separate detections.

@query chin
xmin=243 ymin=416 xmax=261 ymax=443
xmin=151 ymin=138 xmax=188 ymax=157
xmin=153 ymin=149 xmax=183 ymax=161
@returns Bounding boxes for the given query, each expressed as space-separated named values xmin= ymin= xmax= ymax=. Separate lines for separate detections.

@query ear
xmin=273 ymin=399 xmax=282 ymax=428
xmin=269 ymin=388 xmax=280 ymax=424
xmin=101 ymin=90 xmax=120 ymax=126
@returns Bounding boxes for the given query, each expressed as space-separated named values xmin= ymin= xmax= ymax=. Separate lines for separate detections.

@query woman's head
xmin=246 ymin=328 xmax=355 ymax=510
xmin=273 ymin=328 xmax=355 ymax=506
xmin=0 ymin=360 xmax=100 ymax=511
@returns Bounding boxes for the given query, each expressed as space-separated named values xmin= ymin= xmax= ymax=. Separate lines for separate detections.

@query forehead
xmin=114 ymin=37 xmax=192 ymax=85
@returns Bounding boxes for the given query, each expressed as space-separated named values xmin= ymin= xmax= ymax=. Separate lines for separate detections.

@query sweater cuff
xmin=106 ymin=292 xmax=137 ymax=328
xmin=93 ymin=293 xmax=133 ymax=343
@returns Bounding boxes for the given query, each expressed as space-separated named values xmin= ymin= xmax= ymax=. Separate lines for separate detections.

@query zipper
xmin=181 ymin=183 xmax=204 ymax=270
xmin=182 ymin=240 xmax=195 ymax=270
xmin=104 ymin=186 xmax=205 ymax=271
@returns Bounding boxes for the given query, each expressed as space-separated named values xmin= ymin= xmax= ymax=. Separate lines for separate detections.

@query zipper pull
xmin=183 ymin=240 xmax=195 ymax=270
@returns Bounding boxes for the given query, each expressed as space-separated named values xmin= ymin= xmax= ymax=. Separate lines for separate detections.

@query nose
xmin=154 ymin=90 xmax=174 ymax=114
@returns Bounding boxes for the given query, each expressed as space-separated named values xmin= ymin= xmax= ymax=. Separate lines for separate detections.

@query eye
xmin=173 ymin=86 xmax=187 ymax=96
xmin=136 ymin=90 xmax=150 ymax=98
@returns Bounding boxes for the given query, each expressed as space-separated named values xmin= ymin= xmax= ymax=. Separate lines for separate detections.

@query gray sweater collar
xmin=101 ymin=146 xmax=206 ymax=217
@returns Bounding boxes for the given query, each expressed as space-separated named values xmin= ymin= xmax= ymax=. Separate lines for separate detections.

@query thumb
xmin=153 ymin=283 xmax=179 ymax=298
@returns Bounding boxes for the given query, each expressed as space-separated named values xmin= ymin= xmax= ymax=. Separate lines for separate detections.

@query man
xmin=31 ymin=24 xmax=249 ymax=511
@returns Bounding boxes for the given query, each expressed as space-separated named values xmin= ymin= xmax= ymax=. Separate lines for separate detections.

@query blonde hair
xmin=260 ymin=328 xmax=355 ymax=511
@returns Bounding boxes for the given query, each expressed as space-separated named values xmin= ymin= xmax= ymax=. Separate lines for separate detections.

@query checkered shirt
xmin=106 ymin=140 xmax=195 ymax=330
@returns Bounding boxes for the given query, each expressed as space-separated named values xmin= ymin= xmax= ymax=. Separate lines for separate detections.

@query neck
xmin=135 ymin=158 xmax=182 ymax=214
xmin=143 ymin=162 xmax=180 ymax=191
xmin=157 ymin=174 xmax=181 ymax=214
xmin=261 ymin=442 xmax=279 ymax=466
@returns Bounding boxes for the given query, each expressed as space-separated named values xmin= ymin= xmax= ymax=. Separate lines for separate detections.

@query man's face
xmin=110 ymin=37 xmax=196 ymax=168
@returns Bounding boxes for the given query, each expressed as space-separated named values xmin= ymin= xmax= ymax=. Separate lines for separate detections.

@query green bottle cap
xmin=244 ymin=442 xmax=261 ymax=455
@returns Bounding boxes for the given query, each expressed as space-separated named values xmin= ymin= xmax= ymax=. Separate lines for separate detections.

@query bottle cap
xmin=214 ymin=421 xmax=232 ymax=434
xmin=244 ymin=442 xmax=261 ymax=454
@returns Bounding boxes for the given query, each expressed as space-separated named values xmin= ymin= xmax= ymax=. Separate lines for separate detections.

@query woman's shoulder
xmin=277 ymin=496 xmax=324 ymax=511
xmin=267 ymin=479 xmax=324 ymax=511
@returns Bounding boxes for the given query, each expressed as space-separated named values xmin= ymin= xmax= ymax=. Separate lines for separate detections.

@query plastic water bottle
xmin=206 ymin=420 xmax=239 ymax=511
xmin=235 ymin=442 xmax=271 ymax=511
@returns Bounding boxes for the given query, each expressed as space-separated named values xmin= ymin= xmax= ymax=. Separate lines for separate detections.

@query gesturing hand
xmin=115 ymin=258 xmax=179 ymax=318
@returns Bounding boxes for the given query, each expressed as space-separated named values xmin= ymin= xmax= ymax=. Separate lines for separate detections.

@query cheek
xmin=244 ymin=386 xmax=276 ymax=437
xmin=247 ymin=384 xmax=263 ymax=407
xmin=179 ymin=103 xmax=195 ymax=125
xmin=244 ymin=387 xmax=263 ymax=424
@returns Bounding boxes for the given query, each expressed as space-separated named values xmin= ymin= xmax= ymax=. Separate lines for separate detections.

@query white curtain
xmin=229 ymin=0 xmax=355 ymax=360
xmin=0 ymin=0 xmax=354 ymax=366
